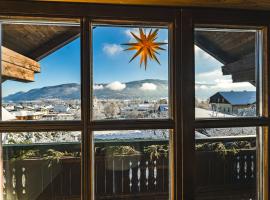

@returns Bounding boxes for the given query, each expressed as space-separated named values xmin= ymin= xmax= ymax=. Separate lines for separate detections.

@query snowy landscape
xmin=1 ymin=78 xmax=257 ymax=144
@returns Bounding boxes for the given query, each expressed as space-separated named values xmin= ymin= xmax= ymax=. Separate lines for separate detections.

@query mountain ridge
xmin=4 ymin=79 xmax=168 ymax=102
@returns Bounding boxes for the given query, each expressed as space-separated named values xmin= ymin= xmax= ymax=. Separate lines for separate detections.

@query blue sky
xmin=2 ymin=26 xmax=168 ymax=97
xmin=93 ymin=26 xmax=169 ymax=83
xmin=2 ymin=26 xmax=255 ymax=100
xmin=2 ymin=37 xmax=81 ymax=97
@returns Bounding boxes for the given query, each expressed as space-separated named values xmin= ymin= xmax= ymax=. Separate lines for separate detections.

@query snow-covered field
xmin=196 ymin=127 xmax=256 ymax=137
xmin=2 ymin=130 xmax=169 ymax=144
xmin=195 ymin=108 xmax=256 ymax=137
xmin=94 ymin=130 xmax=169 ymax=140
xmin=195 ymin=107 xmax=233 ymax=118
xmin=2 ymin=131 xmax=81 ymax=144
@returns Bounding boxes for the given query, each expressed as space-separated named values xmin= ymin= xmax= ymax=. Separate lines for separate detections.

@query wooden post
xmin=0 ymin=23 xmax=3 ymax=200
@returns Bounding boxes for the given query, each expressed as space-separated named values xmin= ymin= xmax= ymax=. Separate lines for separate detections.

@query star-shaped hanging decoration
xmin=122 ymin=28 xmax=167 ymax=69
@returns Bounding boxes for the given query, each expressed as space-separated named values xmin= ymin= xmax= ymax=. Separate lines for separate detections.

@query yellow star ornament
xmin=122 ymin=28 xmax=167 ymax=69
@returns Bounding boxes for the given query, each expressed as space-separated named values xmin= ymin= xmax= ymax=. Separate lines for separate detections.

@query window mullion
xmin=181 ymin=10 xmax=195 ymax=200
xmin=81 ymin=17 xmax=93 ymax=200
xmin=194 ymin=117 xmax=270 ymax=128
xmin=90 ymin=119 xmax=174 ymax=131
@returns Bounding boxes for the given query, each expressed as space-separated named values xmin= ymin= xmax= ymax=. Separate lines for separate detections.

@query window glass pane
xmin=195 ymin=127 xmax=257 ymax=200
xmin=1 ymin=19 xmax=81 ymax=121
xmin=2 ymin=131 xmax=81 ymax=199
xmin=195 ymin=27 xmax=259 ymax=118
xmin=94 ymin=129 xmax=171 ymax=199
xmin=92 ymin=25 xmax=169 ymax=120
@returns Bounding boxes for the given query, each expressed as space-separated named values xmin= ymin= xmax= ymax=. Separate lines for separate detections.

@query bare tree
xmin=126 ymin=110 xmax=139 ymax=118
xmin=103 ymin=102 xmax=118 ymax=119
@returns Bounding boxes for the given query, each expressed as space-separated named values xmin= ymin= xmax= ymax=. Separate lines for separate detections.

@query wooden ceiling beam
xmin=222 ymin=53 xmax=254 ymax=75
xmin=2 ymin=47 xmax=40 ymax=73
xmin=1 ymin=47 xmax=40 ymax=82
xmin=2 ymin=62 xmax=35 ymax=82
xmin=231 ymin=70 xmax=255 ymax=82
xmin=221 ymin=53 xmax=255 ymax=85
xmin=223 ymin=59 xmax=255 ymax=85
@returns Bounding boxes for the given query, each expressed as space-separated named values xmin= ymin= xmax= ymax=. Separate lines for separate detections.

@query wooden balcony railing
xmin=195 ymin=136 xmax=256 ymax=200
xmin=2 ymin=136 xmax=257 ymax=200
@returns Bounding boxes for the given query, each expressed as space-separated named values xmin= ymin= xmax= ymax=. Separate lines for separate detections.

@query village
xmin=1 ymin=89 xmax=257 ymax=124
xmin=2 ymin=96 xmax=169 ymax=121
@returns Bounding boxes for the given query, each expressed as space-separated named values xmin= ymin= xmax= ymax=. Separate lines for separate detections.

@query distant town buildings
xmin=2 ymin=99 xmax=81 ymax=121
xmin=2 ymin=97 xmax=169 ymax=121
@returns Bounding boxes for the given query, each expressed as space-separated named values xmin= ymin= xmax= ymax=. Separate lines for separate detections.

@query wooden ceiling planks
xmin=2 ymin=24 xmax=80 ymax=61
xmin=195 ymin=31 xmax=255 ymax=63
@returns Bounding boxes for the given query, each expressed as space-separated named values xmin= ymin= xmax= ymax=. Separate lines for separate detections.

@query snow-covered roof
xmin=218 ymin=91 xmax=256 ymax=105
xmin=45 ymin=105 xmax=54 ymax=109
xmin=2 ymin=107 xmax=16 ymax=121
xmin=138 ymin=104 xmax=153 ymax=108
xmin=11 ymin=110 xmax=43 ymax=117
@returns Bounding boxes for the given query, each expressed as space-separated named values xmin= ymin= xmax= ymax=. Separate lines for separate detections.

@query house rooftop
xmin=217 ymin=91 xmax=256 ymax=105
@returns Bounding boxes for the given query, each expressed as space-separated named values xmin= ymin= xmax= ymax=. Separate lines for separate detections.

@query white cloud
xmin=106 ymin=81 xmax=126 ymax=91
xmin=124 ymin=28 xmax=154 ymax=42
xmin=199 ymin=85 xmax=208 ymax=90
xmin=163 ymin=39 xmax=169 ymax=48
xmin=140 ymin=83 xmax=157 ymax=91
xmin=124 ymin=28 xmax=139 ymax=39
xmin=195 ymin=45 xmax=216 ymax=61
xmin=103 ymin=43 xmax=123 ymax=56
xmin=196 ymin=69 xmax=223 ymax=79
xmin=196 ymin=68 xmax=255 ymax=100
xmin=196 ymin=70 xmax=254 ymax=91
xmin=211 ymin=79 xmax=253 ymax=90
xmin=195 ymin=84 xmax=209 ymax=91
xmin=93 ymin=84 xmax=104 ymax=90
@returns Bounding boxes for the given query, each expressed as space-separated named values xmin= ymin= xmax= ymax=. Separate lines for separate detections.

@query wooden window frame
xmin=0 ymin=1 xmax=269 ymax=200
xmin=182 ymin=9 xmax=270 ymax=200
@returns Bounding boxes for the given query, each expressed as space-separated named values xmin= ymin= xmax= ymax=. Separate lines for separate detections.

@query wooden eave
xmin=195 ymin=30 xmax=256 ymax=85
